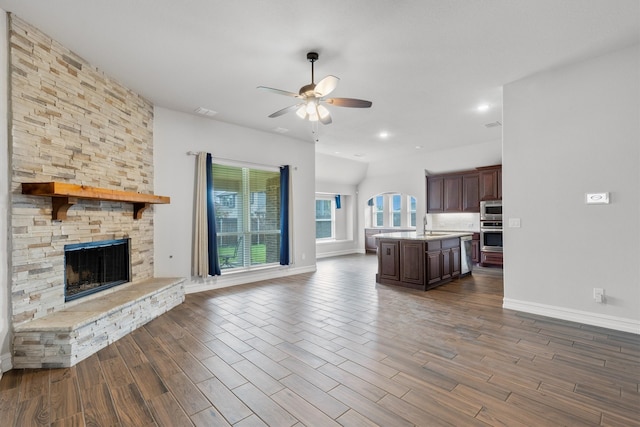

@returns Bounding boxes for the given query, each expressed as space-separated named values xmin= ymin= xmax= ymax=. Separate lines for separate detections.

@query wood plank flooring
xmin=1 ymin=254 xmax=638 ymax=426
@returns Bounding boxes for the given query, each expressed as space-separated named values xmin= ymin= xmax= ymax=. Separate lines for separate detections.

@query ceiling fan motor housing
xmin=299 ymin=83 xmax=316 ymax=97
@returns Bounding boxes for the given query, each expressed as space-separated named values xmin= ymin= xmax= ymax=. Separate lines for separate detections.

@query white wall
xmin=503 ymin=45 xmax=640 ymax=333
xmin=0 ymin=10 xmax=11 ymax=372
xmin=315 ymin=180 xmax=359 ymax=258
xmin=153 ymin=107 xmax=317 ymax=292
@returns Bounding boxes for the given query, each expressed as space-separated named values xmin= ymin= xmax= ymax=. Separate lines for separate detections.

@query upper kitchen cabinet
xmin=427 ymin=176 xmax=445 ymax=213
xmin=427 ymin=172 xmax=479 ymax=213
xmin=462 ymin=173 xmax=480 ymax=212
xmin=478 ymin=165 xmax=502 ymax=201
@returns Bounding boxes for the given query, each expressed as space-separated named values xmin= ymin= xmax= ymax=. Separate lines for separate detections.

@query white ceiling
xmin=1 ymin=0 xmax=638 ymax=163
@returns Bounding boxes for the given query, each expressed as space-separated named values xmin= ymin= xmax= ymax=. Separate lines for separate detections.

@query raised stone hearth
xmin=13 ymin=277 xmax=185 ymax=369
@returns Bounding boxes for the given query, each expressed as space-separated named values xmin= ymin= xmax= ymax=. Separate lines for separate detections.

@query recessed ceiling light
xmin=273 ymin=127 xmax=289 ymax=133
xmin=334 ymin=151 xmax=341 ymax=154
xmin=194 ymin=107 xmax=218 ymax=117
xmin=415 ymin=145 xmax=423 ymax=149
xmin=353 ymin=153 xmax=364 ymax=157
xmin=477 ymin=104 xmax=490 ymax=112
xmin=379 ymin=131 xmax=389 ymax=138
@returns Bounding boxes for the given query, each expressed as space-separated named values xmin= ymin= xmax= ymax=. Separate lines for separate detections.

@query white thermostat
xmin=585 ymin=192 xmax=610 ymax=204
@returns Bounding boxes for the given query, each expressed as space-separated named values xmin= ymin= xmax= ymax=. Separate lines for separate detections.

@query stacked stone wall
xmin=9 ymin=16 xmax=156 ymax=325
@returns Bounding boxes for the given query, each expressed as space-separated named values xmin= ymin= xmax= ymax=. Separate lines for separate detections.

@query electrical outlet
xmin=593 ymin=288 xmax=605 ymax=303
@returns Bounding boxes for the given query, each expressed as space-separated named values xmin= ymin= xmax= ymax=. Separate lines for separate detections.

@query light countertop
xmin=373 ymin=231 xmax=473 ymax=241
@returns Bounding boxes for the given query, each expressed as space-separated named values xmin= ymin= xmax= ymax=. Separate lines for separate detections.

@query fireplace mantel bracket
xmin=51 ymin=196 xmax=77 ymax=220
xmin=22 ymin=182 xmax=170 ymax=220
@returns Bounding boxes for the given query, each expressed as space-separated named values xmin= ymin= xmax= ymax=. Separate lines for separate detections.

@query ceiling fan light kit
xmin=258 ymin=52 xmax=372 ymax=125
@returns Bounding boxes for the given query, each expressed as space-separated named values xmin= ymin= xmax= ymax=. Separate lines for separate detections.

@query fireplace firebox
xmin=64 ymin=238 xmax=131 ymax=301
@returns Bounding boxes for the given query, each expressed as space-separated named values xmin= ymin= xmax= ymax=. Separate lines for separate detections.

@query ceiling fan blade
xmin=314 ymin=75 xmax=339 ymax=97
xmin=257 ymin=86 xmax=302 ymax=98
xmin=325 ymin=97 xmax=372 ymax=108
xmin=268 ymin=103 xmax=303 ymax=118
xmin=317 ymin=104 xmax=332 ymax=125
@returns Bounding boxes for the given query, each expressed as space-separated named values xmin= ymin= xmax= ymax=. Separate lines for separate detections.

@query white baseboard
xmin=185 ymin=264 xmax=317 ymax=294
xmin=1 ymin=352 xmax=12 ymax=373
xmin=316 ymin=249 xmax=360 ymax=259
xmin=503 ymin=298 xmax=640 ymax=334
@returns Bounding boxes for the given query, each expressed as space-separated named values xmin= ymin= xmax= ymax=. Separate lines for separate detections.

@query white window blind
xmin=212 ymin=163 xmax=281 ymax=269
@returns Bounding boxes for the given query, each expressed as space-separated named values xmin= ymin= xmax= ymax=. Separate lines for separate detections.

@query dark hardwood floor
xmin=1 ymin=254 xmax=639 ymax=426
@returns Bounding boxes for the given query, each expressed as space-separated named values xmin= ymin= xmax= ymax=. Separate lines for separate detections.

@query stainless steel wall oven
xmin=480 ymin=201 xmax=503 ymax=252
xmin=480 ymin=224 xmax=503 ymax=252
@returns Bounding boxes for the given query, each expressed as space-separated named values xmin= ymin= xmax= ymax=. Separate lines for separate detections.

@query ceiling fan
xmin=258 ymin=52 xmax=372 ymax=125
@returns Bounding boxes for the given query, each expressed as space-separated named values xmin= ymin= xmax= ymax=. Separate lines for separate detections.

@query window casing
xmin=212 ymin=163 xmax=280 ymax=269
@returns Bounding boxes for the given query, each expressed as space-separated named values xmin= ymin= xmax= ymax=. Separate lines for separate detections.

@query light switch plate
xmin=508 ymin=218 xmax=521 ymax=228
xmin=585 ymin=192 xmax=609 ymax=204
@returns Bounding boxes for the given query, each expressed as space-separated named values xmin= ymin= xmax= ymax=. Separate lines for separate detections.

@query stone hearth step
xmin=13 ymin=277 xmax=185 ymax=369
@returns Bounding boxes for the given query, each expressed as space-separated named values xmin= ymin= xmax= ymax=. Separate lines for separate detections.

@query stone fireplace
xmin=8 ymin=16 xmax=184 ymax=368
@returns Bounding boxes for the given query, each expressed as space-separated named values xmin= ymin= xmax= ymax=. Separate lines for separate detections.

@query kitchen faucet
xmin=423 ymin=213 xmax=431 ymax=235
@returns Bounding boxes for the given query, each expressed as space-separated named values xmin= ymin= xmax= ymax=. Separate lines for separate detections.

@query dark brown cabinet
xmin=426 ymin=176 xmax=444 ymax=213
xmin=427 ymin=165 xmax=501 ymax=213
xmin=450 ymin=245 xmax=461 ymax=277
xmin=427 ymin=172 xmax=480 ymax=213
xmin=471 ymin=233 xmax=480 ymax=263
xmin=400 ymin=241 xmax=424 ymax=286
xmin=378 ymin=241 xmax=400 ymax=281
xmin=426 ymin=249 xmax=442 ymax=286
xmin=425 ymin=238 xmax=460 ymax=289
xmin=462 ymin=173 xmax=480 ymax=212
xmin=478 ymin=165 xmax=502 ymax=201
xmin=443 ymin=175 xmax=463 ymax=212
xmin=376 ymin=236 xmax=463 ymax=290
xmin=481 ymin=251 xmax=503 ymax=267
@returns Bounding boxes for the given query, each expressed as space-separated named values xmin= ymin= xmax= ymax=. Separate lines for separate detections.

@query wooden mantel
xmin=21 ymin=182 xmax=170 ymax=220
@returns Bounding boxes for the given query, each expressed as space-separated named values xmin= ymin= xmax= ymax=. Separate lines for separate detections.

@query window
xmin=315 ymin=198 xmax=334 ymax=239
xmin=391 ymin=194 xmax=402 ymax=227
xmin=213 ymin=163 xmax=280 ymax=269
xmin=374 ymin=195 xmax=384 ymax=227
xmin=409 ymin=196 xmax=416 ymax=227
xmin=368 ymin=192 xmax=417 ymax=228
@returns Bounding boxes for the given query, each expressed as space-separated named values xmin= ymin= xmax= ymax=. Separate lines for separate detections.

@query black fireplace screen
xmin=64 ymin=238 xmax=131 ymax=301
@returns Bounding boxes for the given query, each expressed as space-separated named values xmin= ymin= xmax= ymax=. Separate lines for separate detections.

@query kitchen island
xmin=375 ymin=231 xmax=472 ymax=290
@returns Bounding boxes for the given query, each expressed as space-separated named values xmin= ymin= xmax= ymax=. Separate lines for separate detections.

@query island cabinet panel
xmin=400 ymin=241 xmax=424 ymax=285
xmin=378 ymin=241 xmax=400 ymax=281
xmin=425 ymin=237 xmax=461 ymax=289
xmin=450 ymin=246 xmax=461 ymax=277
xmin=426 ymin=250 xmax=442 ymax=286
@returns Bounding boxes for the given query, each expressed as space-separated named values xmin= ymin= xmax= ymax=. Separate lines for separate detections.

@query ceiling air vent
xmin=484 ymin=121 xmax=502 ymax=128
xmin=194 ymin=107 xmax=218 ymax=117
